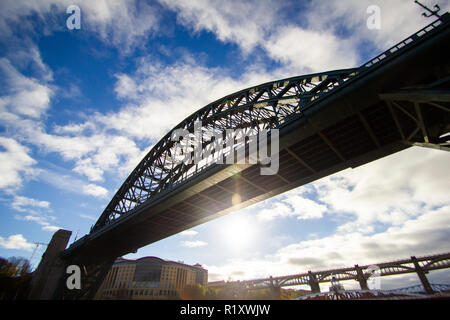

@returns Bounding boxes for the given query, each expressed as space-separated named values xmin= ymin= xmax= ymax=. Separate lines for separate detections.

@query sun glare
xmin=220 ymin=213 xmax=259 ymax=252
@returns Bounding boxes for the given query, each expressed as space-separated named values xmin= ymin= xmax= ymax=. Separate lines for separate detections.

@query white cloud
xmin=0 ymin=58 xmax=53 ymax=119
xmin=11 ymin=195 xmax=51 ymax=212
xmin=35 ymin=168 xmax=112 ymax=201
xmin=0 ymin=0 xmax=161 ymax=53
xmin=1 ymin=91 xmax=144 ymax=184
xmin=158 ymin=0 xmax=283 ymax=53
xmin=0 ymin=53 xmax=146 ymax=184
xmin=78 ymin=214 xmax=97 ymax=221
xmin=0 ymin=137 xmax=38 ymax=191
xmin=254 ymin=189 xmax=327 ymax=221
xmin=263 ymin=27 xmax=358 ymax=73
xmin=182 ymin=240 xmax=208 ymax=248
xmin=82 ymin=184 xmax=109 ymax=198
xmin=15 ymin=214 xmax=60 ymax=233
xmin=180 ymin=230 xmax=198 ymax=237
xmin=159 ymin=0 xmax=358 ymax=73
xmin=159 ymin=0 xmax=450 ymax=73
xmin=284 ymin=194 xmax=328 ymax=220
xmin=41 ymin=225 xmax=60 ymax=232
xmin=303 ymin=0 xmax=450 ymax=50
xmin=313 ymin=147 xmax=450 ymax=233
xmin=0 ymin=234 xmax=34 ymax=251
xmin=256 ymin=202 xmax=291 ymax=221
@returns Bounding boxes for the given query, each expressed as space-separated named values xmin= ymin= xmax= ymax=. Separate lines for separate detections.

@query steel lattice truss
xmin=93 ymin=16 xmax=447 ymax=231
xmin=93 ymin=68 xmax=359 ymax=230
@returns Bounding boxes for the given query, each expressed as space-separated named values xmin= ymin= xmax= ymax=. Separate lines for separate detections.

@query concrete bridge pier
xmin=355 ymin=265 xmax=369 ymax=290
xmin=268 ymin=276 xmax=281 ymax=299
xmin=270 ymin=285 xmax=281 ymax=300
xmin=28 ymin=229 xmax=72 ymax=299
xmin=308 ymin=271 xmax=321 ymax=294
xmin=236 ymin=286 xmax=248 ymax=300
xmin=411 ymin=256 xmax=434 ymax=295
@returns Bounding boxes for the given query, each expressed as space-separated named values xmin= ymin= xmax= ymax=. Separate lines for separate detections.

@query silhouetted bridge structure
xmin=208 ymin=252 xmax=450 ymax=298
xmin=29 ymin=13 xmax=450 ymax=299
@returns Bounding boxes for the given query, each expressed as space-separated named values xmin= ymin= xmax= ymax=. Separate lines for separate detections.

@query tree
xmin=183 ymin=283 xmax=207 ymax=300
xmin=0 ymin=256 xmax=33 ymax=300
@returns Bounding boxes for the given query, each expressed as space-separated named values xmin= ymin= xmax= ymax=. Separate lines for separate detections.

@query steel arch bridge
xmin=93 ymin=67 xmax=360 ymax=229
xmin=92 ymin=14 xmax=450 ymax=233
xmin=34 ymin=13 xmax=450 ymax=300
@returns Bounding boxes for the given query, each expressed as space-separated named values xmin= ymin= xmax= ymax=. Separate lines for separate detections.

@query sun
xmin=220 ymin=213 xmax=258 ymax=252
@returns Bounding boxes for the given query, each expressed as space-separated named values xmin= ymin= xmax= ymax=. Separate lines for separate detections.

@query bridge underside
xmin=57 ymin=16 xmax=450 ymax=300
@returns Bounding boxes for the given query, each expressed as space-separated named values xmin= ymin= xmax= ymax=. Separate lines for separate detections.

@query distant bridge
xmin=28 ymin=13 xmax=450 ymax=300
xmin=385 ymin=283 xmax=450 ymax=295
xmin=208 ymin=252 xmax=450 ymax=297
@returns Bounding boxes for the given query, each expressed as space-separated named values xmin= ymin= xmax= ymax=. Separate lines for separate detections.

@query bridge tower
xmin=28 ymin=229 xmax=72 ymax=299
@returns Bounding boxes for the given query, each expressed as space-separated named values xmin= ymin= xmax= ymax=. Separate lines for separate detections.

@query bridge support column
xmin=235 ymin=284 xmax=248 ymax=300
xmin=411 ymin=256 xmax=434 ymax=295
xmin=270 ymin=286 xmax=281 ymax=300
xmin=28 ymin=229 xmax=72 ymax=300
xmin=355 ymin=265 xmax=369 ymax=290
xmin=53 ymin=256 xmax=115 ymax=300
xmin=308 ymin=271 xmax=320 ymax=294
xmin=268 ymin=276 xmax=281 ymax=299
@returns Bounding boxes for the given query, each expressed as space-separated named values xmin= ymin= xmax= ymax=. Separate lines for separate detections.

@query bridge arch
xmin=93 ymin=69 xmax=359 ymax=230
xmin=317 ymin=271 xmax=356 ymax=282
xmin=422 ymin=256 xmax=450 ymax=270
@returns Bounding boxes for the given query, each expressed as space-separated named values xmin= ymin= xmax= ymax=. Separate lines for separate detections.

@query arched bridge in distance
xmin=49 ymin=14 xmax=449 ymax=299
xmin=208 ymin=252 xmax=450 ymax=298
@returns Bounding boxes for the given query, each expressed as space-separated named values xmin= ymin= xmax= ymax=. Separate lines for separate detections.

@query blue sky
xmin=1 ymin=0 xmax=450 ymax=291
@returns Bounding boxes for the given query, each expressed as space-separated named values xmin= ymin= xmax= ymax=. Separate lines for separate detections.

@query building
xmin=94 ymin=256 xmax=208 ymax=300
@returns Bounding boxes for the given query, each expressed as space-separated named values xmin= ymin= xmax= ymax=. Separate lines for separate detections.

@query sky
xmin=0 ymin=0 xmax=449 ymax=292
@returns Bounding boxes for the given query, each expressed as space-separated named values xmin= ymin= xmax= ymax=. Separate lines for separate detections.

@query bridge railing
xmin=363 ymin=13 xmax=448 ymax=69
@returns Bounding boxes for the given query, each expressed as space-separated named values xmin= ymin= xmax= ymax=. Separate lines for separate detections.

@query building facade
xmin=94 ymin=256 xmax=208 ymax=300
